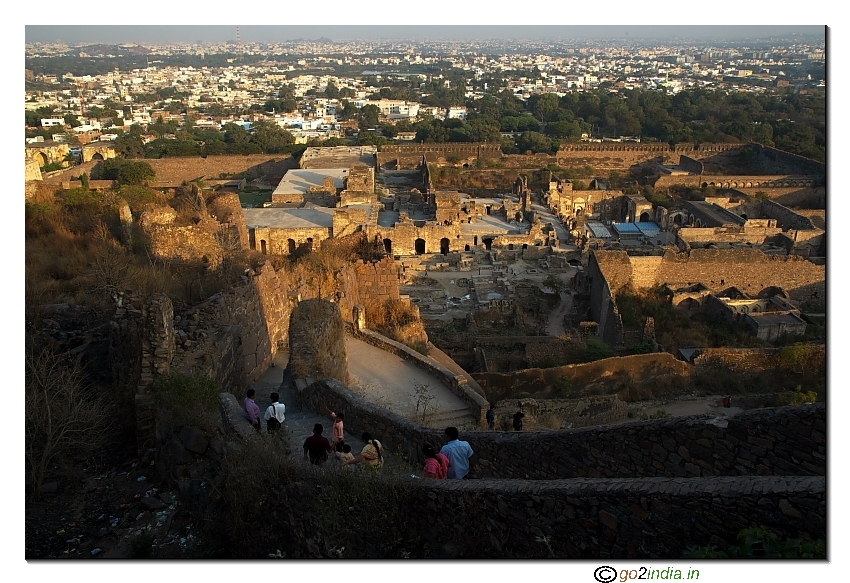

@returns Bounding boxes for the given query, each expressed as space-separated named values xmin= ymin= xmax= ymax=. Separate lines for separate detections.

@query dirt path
xmin=547 ymin=291 xmax=572 ymax=336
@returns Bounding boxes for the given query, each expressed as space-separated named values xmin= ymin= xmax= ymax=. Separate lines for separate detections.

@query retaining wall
xmin=294 ymin=378 xmax=825 ymax=480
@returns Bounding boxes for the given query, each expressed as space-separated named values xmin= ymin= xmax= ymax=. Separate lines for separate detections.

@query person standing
xmin=244 ymin=388 xmax=260 ymax=431
xmin=264 ymin=392 xmax=286 ymax=433
xmin=486 ymin=404 xmax=496 ymax=430
xmin=328 ymin=409 xmax=345 ymax=452
xmin=512 ymin=409 xmax=525 ymax=431
xmin=303 ymin=423 xmax=333 ymax=465
xmin=440 ymin=427 xmax=475 ymax=479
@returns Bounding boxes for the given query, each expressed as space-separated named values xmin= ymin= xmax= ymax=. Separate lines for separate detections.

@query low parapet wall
xmin=257 ymin=474 xmax=824 ymax=558
xmin=294 ymin=378 xmax=825 ymax=480
xmin=352 ymin=328 xmax=489 ymax=424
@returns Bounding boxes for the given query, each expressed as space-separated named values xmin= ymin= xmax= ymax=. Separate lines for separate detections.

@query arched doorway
xmin=383 ymin=238 xmax=392 ymax=255
xmin=288 ymin=239 xmax=296 ymax=254
xmin=464 ymin=244 xmax=470 ymax=251
xmin=260 ymin=240 xmax=267 ymax=255
xmin=473 ymin=236 xmax=478 ymax=246
xmin=415 ymin=238 xmax=426 ymax=255
xmin=639 ymin=211 xmax=652 ymax=222
xmin=508 ymin=243 xmax=514 ymax=250
xmin=483 ymin=238 xmax=493 ymax=251
xmin=440 ymin=238 xmax=450 ymax=255
xmin=92 ymin=152 xmax=104 ymax=161
xmin=677 ymin=297 xmax=700 ymax=311
xmin=36 ymin=152 xmax=49 ymax=166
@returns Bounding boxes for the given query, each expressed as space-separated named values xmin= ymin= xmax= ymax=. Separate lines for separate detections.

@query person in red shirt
xmin=303 ymin=423 xmax=333 ymax=465
xmin=422 ymin=443 xmax=450 ymax=479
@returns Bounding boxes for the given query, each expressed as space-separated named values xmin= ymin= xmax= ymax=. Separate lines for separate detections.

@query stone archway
xmin=383 ymin=238 xmax=392 ymax=255
xmin=440 ymin=238 xmax=450 ymax=255
xmin=639 ymin=211 xmax=652 ymax=222
xmin=36 ymin=152 xmax=49 ymax=166
xmin=483 ymin=238 xmax=493 ymax=251
xmin=415 ymin=238 xmax=426 ymax=255
xmin=260 ymin=240 xmax=267 ymax=254
xmin=92 ymin=152 xmax=105 ymax=161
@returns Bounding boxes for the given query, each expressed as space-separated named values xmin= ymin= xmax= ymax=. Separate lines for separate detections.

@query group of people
xmin=244 ymin=389 xmax=287 ymax=433
xmin=302 ymin=410 xmax=385 ymax=471
xmin=244 ymin=389 xmax=479 ymax=479
xmin=485 ymin=403 xmax=526 ymax=431
xmin=421 ymin=426 xmax=476 ymax=479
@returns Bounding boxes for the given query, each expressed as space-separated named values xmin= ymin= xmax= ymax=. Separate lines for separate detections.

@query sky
xmin=24 ymin=25 xmax=826 ymax=45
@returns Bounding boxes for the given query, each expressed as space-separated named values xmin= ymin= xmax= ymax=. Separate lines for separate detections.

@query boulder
xmin=178 ymin=426 xmax=209 ymax=455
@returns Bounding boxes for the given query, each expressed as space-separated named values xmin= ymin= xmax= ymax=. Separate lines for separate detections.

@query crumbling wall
xmin=288 ymin=299 xmax=349 ymax=385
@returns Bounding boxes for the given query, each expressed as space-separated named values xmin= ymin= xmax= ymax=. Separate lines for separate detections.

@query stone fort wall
xmin=251 ymin=377 xmax=827 ymax=558
xmin=593 ymin=248 xmax=825 ymax=302
xmin=296 ymin=378 xmax=825 ymax=481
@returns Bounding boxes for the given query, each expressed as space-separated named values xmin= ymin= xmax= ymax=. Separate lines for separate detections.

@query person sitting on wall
xmin=422 ymin=443 xmax=450 ymax=479
xmin=303 ymin=423 xmax=333 ymax=465
xmin=440 ymin=427 xmax=475 ymax=479
xmin=347 ymin=432 xmax=384 ymax=471
xmin=244 ymin=388 xmax=261 ymax=431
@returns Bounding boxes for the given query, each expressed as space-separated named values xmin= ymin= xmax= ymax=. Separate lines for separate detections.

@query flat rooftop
xmin=299 ymin=146 xmax=377 ymax=169
xmin=273 ymin=168 xmax=349 ymax=196
xmin=460 ymin=214 xmax=526 ymax=236
xmin=244 ymin=206 xmax=335 ymax=229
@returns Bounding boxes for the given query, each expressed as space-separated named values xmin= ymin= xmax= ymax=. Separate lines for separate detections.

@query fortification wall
xmin=587 ymin=252 xmax=625 ymax=345
xmin=654 ymin=174 xmax=817 ymax=190
xmin=677 ymin=226 xmax=783 ymax=246
xmin=754 ymin=145 xmax=826 ymax=176
xmin=759 ymin=199 xmax=820 ymax=231
xmin=288 ymin=299 xmax=349 ymax=385
xmin=656 ymin=249 xmax=825 ymax=301
xmin=147 ymin=223 xmax=225 ymax=269
xmin=592 ymin=249 xmax=825 ymax=301
xmin=25 ymin=158 xmax=42 ymax=182
xmin=251 ymin=472 xmax=824 ymax=559
xmin=297 ymin=378 xmax=825 ymax=480
xmin=139 ymin=154 xmax=297 ymax=184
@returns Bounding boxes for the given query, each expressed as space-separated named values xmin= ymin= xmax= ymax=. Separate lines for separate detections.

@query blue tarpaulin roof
xmin=635 ymin=222 xmax=661 ymax=237
xmin=612 ymin=222 xmax=641 ymax=234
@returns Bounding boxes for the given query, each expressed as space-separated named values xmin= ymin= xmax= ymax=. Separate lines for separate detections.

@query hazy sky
xmin=24 ymin=25 xmax=825 ymax=45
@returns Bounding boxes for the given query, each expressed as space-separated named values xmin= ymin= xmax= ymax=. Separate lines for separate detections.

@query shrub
xmin=26 ymin=347 xmax=114 ymax=498
xmin=685 ymin=526 xmax=824 ymax=559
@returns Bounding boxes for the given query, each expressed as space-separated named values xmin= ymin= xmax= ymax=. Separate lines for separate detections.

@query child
xmin=336 ymin=443 xmax=354 ymax=466
xmin=327 ymin=409 xmax=346 ymax=452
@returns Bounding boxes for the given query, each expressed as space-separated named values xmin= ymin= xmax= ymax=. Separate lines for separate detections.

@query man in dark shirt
xmin=303 ymin=423 xmax=333 ymax=465
xmin=486 ymin=404 xmax=496 ymax=430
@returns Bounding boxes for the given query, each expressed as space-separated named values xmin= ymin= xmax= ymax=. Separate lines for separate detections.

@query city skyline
xmin=25 ymin=25 xmax=826 ymax=45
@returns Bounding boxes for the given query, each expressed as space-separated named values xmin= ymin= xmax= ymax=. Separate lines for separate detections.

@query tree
xmin=117 ymin=161 xmax=156 ymax=185
xmin=252 ymin=120 xmax=295 ymax=153
xmin=325 ymin=81 xmax=340 ymax=99
xmin=114 ymin=131 xmax=145 ymax=158
xmin=26 ymin=347 xmax=113 ymax=498
xmin=358 ymin=104 xmax=380 ymax=129
xmin=542 ymin=274 xmax=567 ymax=294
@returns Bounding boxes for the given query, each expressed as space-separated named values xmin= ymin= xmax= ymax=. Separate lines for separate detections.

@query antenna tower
xmin=236 ymin=26 xmax=242 ymax=54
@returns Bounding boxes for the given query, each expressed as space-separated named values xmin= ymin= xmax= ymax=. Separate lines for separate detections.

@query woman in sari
xmin=347 ymin=432 xmax=384 ymax=471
